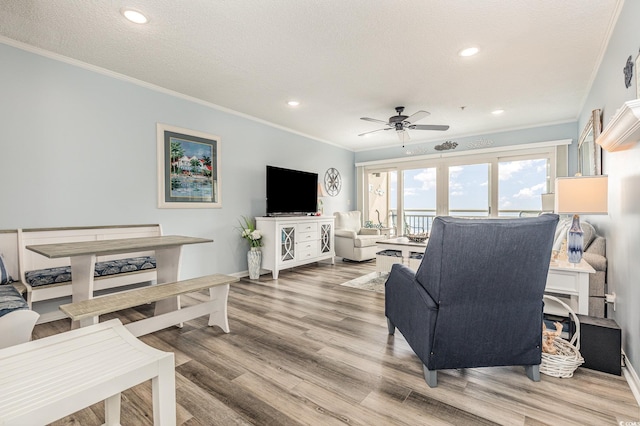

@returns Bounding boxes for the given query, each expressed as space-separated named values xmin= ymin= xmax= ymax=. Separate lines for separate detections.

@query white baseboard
xmin=623 ymin=351 xmax=640 ymax=406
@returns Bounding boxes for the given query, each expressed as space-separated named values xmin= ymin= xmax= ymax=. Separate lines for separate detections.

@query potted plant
xmin=238 ymin=216 xmax=263 ymax=279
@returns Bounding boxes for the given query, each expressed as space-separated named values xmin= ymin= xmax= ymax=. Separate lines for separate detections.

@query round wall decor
xmin=324 ymin=168 xmax=342 ymax=196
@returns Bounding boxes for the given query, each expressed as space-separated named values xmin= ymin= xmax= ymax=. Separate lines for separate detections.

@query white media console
xmin=256 ymin=216 xmax=335 ymax=279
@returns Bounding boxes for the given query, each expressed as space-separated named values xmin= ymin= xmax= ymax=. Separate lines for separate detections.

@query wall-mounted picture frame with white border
xmin=157 ymin=123 xmax=222 ymax=209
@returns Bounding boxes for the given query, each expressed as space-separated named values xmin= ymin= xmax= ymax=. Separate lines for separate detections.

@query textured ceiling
xmin=0 ymin=0 xmax=622 ymax=151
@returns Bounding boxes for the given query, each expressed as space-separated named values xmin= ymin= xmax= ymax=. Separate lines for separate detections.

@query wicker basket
xmin=540 ymin=295 xmax=584 ymax=378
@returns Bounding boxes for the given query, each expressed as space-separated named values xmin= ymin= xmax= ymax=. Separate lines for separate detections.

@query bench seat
xmin=60 ymin=273 xmax=239 ymax=336
xmin=15 ymin=225 xmax=162 ymax=320
xmin=24 ymin=256 xmax=156 ymax=287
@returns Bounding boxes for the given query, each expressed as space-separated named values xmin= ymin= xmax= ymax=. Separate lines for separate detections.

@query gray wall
xmin=578 ymin=0 xmax=640 ymax=376
xmin=0 ymin=42 xmax=354 ymax=278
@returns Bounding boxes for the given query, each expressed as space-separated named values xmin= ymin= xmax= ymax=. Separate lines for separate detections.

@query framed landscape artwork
xmin=157 ymin=123 xmax=222 ymax=208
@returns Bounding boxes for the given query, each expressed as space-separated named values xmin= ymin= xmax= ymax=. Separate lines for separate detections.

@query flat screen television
xmin=266 ymin=165 xmax=318 ymax=216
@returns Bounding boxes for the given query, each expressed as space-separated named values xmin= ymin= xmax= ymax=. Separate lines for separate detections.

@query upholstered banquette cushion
xmin=24 ymin=256 xmax=156 ymax=287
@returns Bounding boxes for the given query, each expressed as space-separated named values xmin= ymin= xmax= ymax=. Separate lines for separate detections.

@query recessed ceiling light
xmin=492 ymin=109 xmax=505 ymax=115
xmin=121 ymin=8 xmax=148 ymax=24
xmin=458 ymin=47 xmax=479 ymax=57
xmin=287 ymin=100 xmax=300 ymax=107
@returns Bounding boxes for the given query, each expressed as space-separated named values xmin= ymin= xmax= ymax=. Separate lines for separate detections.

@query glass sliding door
xmin=366 ymin=170 xmax=397 ymax=233
xmin=402 ymin=167 xmax=437 ymax=234
xmin=448 ymin=163 xmax=489 ymax=217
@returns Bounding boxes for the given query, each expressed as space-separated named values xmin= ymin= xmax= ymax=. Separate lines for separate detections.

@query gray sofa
xmin=553 ymin=219 xmax=607 ymax=317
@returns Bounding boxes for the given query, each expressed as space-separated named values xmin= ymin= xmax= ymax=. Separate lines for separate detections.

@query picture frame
xmin=157 ymin=123 xmax=222 ymax=208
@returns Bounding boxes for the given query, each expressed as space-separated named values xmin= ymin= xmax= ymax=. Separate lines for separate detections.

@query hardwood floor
xmin=34 ymin=260 xmax=639 ymax=425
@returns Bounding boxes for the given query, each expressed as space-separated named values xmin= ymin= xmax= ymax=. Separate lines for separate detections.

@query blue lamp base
xmin=567 ymin=214 xmax=584 ymax=264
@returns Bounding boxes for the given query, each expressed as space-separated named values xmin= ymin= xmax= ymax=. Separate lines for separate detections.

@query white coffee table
xmin=376 ymin=237 xmax=428 ymax=272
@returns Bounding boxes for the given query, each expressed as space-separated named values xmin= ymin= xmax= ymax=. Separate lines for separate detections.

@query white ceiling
xmin=0 ymin=0 xmax=622 ymax=151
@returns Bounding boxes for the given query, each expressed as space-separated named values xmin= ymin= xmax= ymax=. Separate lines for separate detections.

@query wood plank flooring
xmin=33 ymin=260 xmax=639 ymax=425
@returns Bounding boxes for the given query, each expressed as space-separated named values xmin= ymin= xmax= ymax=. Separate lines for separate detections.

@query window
xmin=498 ymin=158 xmax=549 ymax=217
xmin=359 ymin=141 xmax=563 ymax=226
xmin=403 ymin=167 xmax=437 ymax=233
xmin=448 ymin=163 xmax=489 ymax=217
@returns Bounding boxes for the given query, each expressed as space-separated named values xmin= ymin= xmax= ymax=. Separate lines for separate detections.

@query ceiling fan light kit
xmin=359 ymin=106 xmax=449 ymax=145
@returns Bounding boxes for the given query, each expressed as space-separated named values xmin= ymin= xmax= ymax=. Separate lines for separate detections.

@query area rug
xmin=340 ymin=272 xmax=389 ymax=293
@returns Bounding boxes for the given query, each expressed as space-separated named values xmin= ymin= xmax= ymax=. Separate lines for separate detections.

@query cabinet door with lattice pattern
xmin=320 ymin=223 xmax=332 ymax=253
xmin=279 ymin=226 xmax=295 ymax=262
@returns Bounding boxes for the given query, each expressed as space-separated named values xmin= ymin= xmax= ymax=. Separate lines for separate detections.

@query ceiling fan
xmin=358 ymin=106 xmax=449 ymax=144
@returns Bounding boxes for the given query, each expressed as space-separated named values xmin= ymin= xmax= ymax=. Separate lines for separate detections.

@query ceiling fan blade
xmin=405 ymin=110 xmax=430 ymax=124
xmin=409 ymin=124 xmax=450 ymax=131
xmin=361 ymin=117 xmax=389 ymax=125
xmin=358 ymin=128 xmax=391 ymax=137
xmin=397 ymin=130 xmax=410 ymax=143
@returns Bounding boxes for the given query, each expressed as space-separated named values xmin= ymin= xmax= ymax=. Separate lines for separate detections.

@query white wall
xmin=0 ymin=42 xmax=354 ymax=277
xmin=578 ymin=0 xmax=640 ymax=375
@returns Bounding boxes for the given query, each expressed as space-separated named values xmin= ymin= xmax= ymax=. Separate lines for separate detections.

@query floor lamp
xmin=555 ymin=175 xmax=608 ymax=264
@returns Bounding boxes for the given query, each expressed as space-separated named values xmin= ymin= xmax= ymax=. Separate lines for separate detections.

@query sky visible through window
xmin=498 ymin=159 xmax=548 ymax=214
xmin=391 ymin=158 xmax=547 ymax=215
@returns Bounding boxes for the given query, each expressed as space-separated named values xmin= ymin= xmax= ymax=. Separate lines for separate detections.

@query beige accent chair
xmin=334 ymin=211 xmax=381 ymax=261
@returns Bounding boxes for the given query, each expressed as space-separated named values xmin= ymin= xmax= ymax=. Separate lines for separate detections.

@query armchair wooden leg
xmin=525 ymin=365 xmax=540 ymax=382
xmin=423 ymin=365 xmax=437 ymax=388
xmin=386 ymin=318 xmax=395 ymax=335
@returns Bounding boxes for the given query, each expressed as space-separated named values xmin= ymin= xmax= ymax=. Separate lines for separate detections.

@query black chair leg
xmin=386 ymin=318 xmax=395 ymax=335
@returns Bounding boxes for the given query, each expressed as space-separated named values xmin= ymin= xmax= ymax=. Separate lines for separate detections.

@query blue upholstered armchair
xmin=385 ymin=215 xmax=559 ymax=387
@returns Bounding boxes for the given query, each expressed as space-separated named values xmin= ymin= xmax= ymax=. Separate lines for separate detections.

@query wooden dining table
xmin=26 ymin=235 xmax=213 ymax=327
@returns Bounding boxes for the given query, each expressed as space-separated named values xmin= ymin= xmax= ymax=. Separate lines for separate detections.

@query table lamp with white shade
xmin=554 ymin=175 xmax=608 ymax=264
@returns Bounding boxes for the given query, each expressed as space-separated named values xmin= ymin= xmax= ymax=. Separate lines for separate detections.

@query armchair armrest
xmin=335 ymin=229 xmax=357 ymax=239
xmin=385 ymin=263 xmax=437 ymax=362
xmin=359 ymin=228 xmax=380 ymax=236
xmin=584 ymin=236 xmax=606 ymax=272
xmin=385 ymin=264 xmax=438 ymax=310
xmin=582 ymin=252 xmax=607 ymax=272
xmin=585 ymin=236 xmax=606 ymax=257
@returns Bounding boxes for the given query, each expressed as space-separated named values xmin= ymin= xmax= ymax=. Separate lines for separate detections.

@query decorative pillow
xmin=0 ymin=253 xmax=12 ymax=285
xmin=0 ymin=284 xmax=28 ymax=318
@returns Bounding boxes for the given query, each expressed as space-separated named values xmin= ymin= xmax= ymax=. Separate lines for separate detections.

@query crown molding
xmin=597 ymin=99 xmax=640 ymax=152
